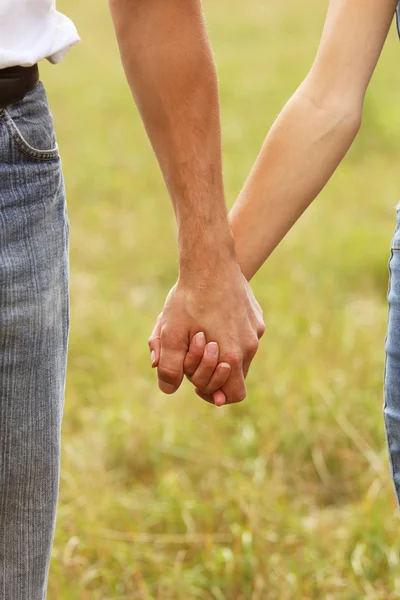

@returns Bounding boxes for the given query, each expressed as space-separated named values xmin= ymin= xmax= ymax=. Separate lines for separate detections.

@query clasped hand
xmin=148 ymin=260 xmax=265 ymax=406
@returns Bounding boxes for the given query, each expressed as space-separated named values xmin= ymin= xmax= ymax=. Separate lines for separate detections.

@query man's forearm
xmin=109 ymin=0 xmax=235 ymax=273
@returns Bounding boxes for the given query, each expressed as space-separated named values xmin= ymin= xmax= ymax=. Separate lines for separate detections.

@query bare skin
xmin=150 ymin=0 xmax=398 ymax=404
xmin=109 ymin=0 xmax=265 ymax=405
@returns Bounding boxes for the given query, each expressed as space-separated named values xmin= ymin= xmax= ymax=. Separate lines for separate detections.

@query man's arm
xmin=229 ymin=0 xmax=398 ymax=280
xmin=109 ymin=0 xmax=264 ymax=404
xmin=109 ymin=0 xmax=232 ymax=257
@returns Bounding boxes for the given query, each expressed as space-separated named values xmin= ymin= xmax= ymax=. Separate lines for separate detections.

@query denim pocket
xmin=2 ymin=82 xmax=59 ymax=162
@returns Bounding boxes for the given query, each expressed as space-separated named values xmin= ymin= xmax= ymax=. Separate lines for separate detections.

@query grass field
xmin=42 ymin=1 xmax=400 ymax=598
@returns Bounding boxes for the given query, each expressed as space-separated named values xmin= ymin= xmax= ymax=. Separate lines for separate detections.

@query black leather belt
xmin=0 ymin=64 xmax=39 ymax=109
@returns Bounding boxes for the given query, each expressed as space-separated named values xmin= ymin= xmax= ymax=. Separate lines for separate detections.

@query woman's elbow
xmin=341 ymin=102 xmax=363 ymax=139
xmin=308 ymin=91 xmax=362 ymax=142
xmin=301 ymin=69 xmax=365 ymax=133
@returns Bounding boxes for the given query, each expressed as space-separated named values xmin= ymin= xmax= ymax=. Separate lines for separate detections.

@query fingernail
xmin=207 ymin=342 xmax=218 ymax=356
xmin=195 ymin=332 xmax=206 ymax=347
xmin=150 ymin=350 xmax=156 ymax=366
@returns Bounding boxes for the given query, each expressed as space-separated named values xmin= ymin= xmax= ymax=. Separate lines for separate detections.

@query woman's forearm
xmin=229 ymin=0 xmax=397 ymax=281
xmin=229 ymin=82 xmax=361 ymax=281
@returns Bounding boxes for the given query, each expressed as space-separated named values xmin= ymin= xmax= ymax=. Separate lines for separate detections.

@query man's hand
xmin=148 ymin=261 xmax=265 ymax=405
xmin=110 ymin=0 xmax=265 ymax=401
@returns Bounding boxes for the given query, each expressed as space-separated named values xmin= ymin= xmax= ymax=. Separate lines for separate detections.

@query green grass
xmin=42 ymin=0 xmax=400 ymax=597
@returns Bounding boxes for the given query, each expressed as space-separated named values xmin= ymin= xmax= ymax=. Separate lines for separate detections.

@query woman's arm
xmin=230 ymin=0 xmax=398 ymax=281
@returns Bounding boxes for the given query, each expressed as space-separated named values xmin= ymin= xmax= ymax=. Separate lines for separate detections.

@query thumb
xmin=157 ymin=330 xmax=188 ymax=394
xmin=148 ymin=312 xmax=162 ymax=368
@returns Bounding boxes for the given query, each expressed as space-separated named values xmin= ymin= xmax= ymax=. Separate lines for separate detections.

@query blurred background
xmin=43 ymin=0 xmax=400 ymax=597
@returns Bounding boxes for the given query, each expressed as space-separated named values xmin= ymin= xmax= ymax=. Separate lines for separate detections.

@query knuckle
xmin=246 ymin=337 xmax=259 ymax=356
xmin=258 ymin=321 xmax=266 ymax=338
xmin=148 ymin=333 xmax=158 ymax=346
xmin=161 ymin=326 xmax=186 ymax=349
xmin=158 ymin=365 xmax=181 ymax=384
xmin=224 ymin=381 xmax=247 ymax=404
xmin=225 ymin=350 xmax=242 ymax=367
xmin=160 ymin=325 xmax=171 ymax=341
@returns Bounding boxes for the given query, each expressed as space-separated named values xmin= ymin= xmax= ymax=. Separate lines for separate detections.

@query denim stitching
xmin=2 ymin=110 xmax=59 ymax=162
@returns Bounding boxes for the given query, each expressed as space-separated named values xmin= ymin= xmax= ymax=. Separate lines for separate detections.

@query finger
xmin=220 ymin=361 xmax=247 ymax=405
xmin=213 ymin=389 xmax=227 ymax=407
xmin=195 ymin=387 xmax=227 ymax=407
xmin=189 ymin=342 xmax=219 ymax=389
xmin=183 ymin=332 xmax=206 ymax=377
xmin=157 ymin=330 xmax=188 ymax=394
xmin=199 ymin=362 xmax=231 ymax=396
xmin=148 ymin=312 xmax=162 ymax=368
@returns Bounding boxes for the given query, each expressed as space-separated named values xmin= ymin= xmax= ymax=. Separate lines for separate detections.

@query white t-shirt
xmin=0 ymin=1 xmax=79 ymax=69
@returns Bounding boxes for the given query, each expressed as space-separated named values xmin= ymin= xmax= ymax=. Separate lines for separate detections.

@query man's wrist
xmin=178 ymin=222 xmax=238 ymax=280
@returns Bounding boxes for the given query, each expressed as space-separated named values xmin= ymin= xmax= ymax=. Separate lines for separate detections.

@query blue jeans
xmin=384 ymin=205 xmax=400 ymax=507
xmin=0 ymin=82 xmax=69 ymax=599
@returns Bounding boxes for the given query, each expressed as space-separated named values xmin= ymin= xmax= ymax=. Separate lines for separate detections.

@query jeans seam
xmin=384 ymin=246 xmax=400 ymax=503
xmin=2 ymin=110 xmax=59 ymax=162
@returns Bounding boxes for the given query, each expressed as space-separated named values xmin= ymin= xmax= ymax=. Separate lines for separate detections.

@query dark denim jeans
xmin=0 ymin=82 xmax=69 ymax=599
